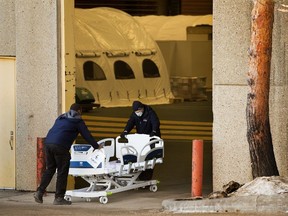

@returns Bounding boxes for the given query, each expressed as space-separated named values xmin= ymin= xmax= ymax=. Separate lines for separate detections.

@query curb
xmin=162 ymin=194 xmax=288 ymax=213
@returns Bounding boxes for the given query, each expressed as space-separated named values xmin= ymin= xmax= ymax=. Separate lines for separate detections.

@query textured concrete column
xmin=269 ymin=6 xmax=288 ymax=177
xmin=213 ymin=0 xmax=288 ymax=190
xmin=0 ymin=0 xmax=16 ymax=55
xmin=15 ymin=0 xmax=61 ymax=190
xmin=213 ymin=0 xmax=253 ymax=190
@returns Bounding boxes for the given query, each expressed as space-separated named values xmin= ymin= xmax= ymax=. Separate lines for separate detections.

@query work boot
xmin=53 ymin=197 xmax=72 ymax=205
xmin=33 ymin=191 xmax=43 ymax=204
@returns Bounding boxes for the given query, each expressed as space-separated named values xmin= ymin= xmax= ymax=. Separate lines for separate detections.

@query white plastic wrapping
xmin=74 ymin=7 xmax=174 ymax=107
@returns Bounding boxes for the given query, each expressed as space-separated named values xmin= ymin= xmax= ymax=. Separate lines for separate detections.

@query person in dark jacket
xmin=120 ymin=101 xmax=161 ymax=138
xmin=34 ymin=103 xmax=102 ymax=205
xmin=120 ymin=101 xmax=161 ymax=180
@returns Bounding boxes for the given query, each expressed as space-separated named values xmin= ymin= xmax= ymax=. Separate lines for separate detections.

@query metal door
xmin=0 ymin=57 xmax=16 ymax=188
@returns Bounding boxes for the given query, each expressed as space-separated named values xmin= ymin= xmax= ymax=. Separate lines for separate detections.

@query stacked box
xmin=170 ymin=76 xmax=207 ymax=101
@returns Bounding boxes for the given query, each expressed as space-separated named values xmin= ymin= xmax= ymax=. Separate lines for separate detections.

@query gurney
xmin=65 ymin=134 xmax=164 ymax=204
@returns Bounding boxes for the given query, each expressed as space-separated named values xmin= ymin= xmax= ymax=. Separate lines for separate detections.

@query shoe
xmin=53 ymin=197 xmax=72 ymax=205
xmin=34 ymin=191 xmax=43 ymax=204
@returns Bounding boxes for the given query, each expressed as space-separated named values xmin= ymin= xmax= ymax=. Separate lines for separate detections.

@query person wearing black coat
xmin=121 ymin=101 xmax=161 ymax=138
xmin=34 ymin=103 xmax=102 ymax=205
xmin=120 ymin=100 xmax=161 ymax=180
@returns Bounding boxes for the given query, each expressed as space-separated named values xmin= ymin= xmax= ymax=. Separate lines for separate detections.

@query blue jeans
xmin=37 ymin=144 xmax=71 ymax=198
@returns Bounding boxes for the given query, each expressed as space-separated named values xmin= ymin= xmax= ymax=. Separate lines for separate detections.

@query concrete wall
xmin=0 ymin=0 xmax=16 ymax=55
xmin=269 ymin=3 xmax=288 ymax=180
xmin=213 ymin=0 xmax=288 ymax=190
xmin=15 ymin=0 xmax=61 ymax=190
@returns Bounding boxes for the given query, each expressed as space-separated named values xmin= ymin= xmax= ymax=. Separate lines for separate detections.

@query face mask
xmin=135 ymin=111 xmax=143 ymax=117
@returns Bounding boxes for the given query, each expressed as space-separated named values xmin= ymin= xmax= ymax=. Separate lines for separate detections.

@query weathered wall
xmin=15 ymin=0 xmax=61 ymax=190
xmin=0 ymin=0 xmax=16 ymax=55
xmin=269 ymin=2 xmax=288 ymax=179
xmin=213 ymin=0 xmax=288 ymax=190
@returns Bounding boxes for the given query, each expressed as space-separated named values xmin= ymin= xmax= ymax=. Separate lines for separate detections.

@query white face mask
xmin=135 ymin=111 xmax=143 ymax=117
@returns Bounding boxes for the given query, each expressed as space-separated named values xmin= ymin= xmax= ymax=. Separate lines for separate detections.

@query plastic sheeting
xmin=133 ymin=15 xmax=213 ymax=41
xmin=74 ymin=7 xmax=174 ymax=107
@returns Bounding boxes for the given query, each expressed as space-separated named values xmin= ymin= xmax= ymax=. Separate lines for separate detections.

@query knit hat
xmin=70 ymin=103 xmax=81 ymax=111
xmin=132 ymin=101 xmax=144 ymax=111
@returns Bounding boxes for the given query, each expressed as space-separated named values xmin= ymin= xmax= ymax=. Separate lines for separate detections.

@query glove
xmin=93 ymin=143 xmax=103 ymax=151
xmin=150 ymin=131 xmax=156 ymax=137
xmin=120 ymin=132 xmax=127 ymax=139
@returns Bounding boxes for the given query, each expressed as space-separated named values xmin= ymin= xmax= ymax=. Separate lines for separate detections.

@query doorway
xmin=0 ymin=57 xmax=16 ymax=189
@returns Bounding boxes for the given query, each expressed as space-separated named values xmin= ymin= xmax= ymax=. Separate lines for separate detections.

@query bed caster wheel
xmin=86 ymin=198 xmax=91 ymax=202
xmin=149 ymin=185 xmax=158 ymax=192
xmin=99 ymin=196 xmax=108 ymax=204
xmin=64 ymin=195 xmax=72 ymax=201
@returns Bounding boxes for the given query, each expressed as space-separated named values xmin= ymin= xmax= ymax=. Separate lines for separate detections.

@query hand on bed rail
xmin=120 ymin=131 xmax=127 ymax=139
xmin=92 ymin=143 xmax=104 ymax=151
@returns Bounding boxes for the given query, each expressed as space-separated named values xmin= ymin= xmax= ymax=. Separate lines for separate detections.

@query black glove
xmin=120 ymin=132 xmax=127 ymax=139
xmin=92 ymin=143 xmax=103 ymax=151
xmin=150 ymin=131 xmax=156 ymax=137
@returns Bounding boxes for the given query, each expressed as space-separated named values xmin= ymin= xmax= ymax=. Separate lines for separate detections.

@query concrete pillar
xmin=213 ymin=0 xmax=288 ymax=190
xmin=0 ymin=0 xmax=16 ymax=55
xmin=15 ymin=0 xmax=61 ymax=190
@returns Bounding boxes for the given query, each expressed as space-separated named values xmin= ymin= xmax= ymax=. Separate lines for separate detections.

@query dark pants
xmin=37 ymin=144 xmax=71 ymax=198
xmin=138 ymin=169 xmax=154 ymax=180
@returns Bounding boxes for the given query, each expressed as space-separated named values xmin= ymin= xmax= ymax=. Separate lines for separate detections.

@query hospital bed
xmin=65 ymin=134 xmax=164 ymax=204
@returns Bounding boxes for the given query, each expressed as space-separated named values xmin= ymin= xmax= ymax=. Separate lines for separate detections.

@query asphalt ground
xmin=0 ymin=189 xmax=287 ymax=216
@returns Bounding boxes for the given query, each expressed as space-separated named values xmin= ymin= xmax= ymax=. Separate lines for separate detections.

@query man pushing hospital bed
xmin=65 ymin=134 xmax=164 ymax=204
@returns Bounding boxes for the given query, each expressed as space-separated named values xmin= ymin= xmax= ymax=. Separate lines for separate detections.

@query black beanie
xmin=132 ymin=101 xmax=143 ymax=111
xmin=70 ymin=103 xmax=81 ymax=111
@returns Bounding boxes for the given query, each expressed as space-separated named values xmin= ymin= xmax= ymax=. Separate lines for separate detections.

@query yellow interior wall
xmin=61 ymin=0 xmax=76 ymax=189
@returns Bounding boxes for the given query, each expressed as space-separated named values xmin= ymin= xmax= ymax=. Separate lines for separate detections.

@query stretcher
xmin=65 ymin=134 xmax=164 ymax=204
